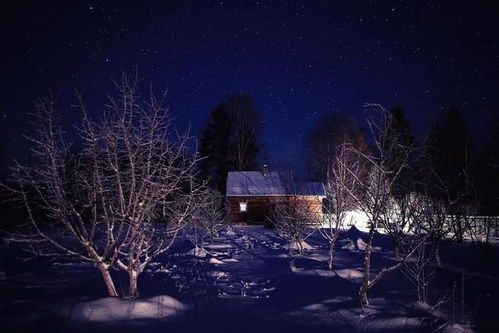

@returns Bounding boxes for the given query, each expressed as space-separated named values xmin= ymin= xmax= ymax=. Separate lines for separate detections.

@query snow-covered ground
xmin=0 ymin=225 xmax=498 ymax=332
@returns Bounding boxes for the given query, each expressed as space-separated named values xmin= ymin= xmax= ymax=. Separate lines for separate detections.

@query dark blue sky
xmin=1 ymin=1 xmax=498 ymax=175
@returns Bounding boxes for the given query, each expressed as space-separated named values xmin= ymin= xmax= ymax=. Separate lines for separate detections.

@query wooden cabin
xmin=226 ymin=166 xmax=326 ymax=223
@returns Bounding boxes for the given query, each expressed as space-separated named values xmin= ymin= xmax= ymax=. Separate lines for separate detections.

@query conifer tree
xmin=199 ymin=93 xmax=260 ymax=193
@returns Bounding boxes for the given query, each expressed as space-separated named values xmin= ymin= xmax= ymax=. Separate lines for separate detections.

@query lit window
xmin=239 ymin=202 xmax=247 ymax=212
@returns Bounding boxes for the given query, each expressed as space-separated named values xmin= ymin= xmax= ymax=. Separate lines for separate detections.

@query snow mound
xmin=153 ymin=267 xmax=170 ymax=274
xmin=186 ymin=247 xmax=209 ymax=257
xmin=204 ymin=243 xmax=233 ymax=250
xmin=222 ymin=258 xmax=238 ymax=262
xmin=442 ymin=324 xmax=475 ymax=333
xmin=209 ymin=257 xmax=225 ymax=265
xmin=303 ymin=303 xmax=328 ymax=311
xmin=284 ymin=240 xmax=314 ymax=251
xmin=340 ymin=238 xmax=366 ymax=251
xmin=292 ymin=268 xmax=335 ymax=277
xmin=342 ymin=210 xmax=370 ymax=230
xmin=225 ymin=228 xmax=236 ymax=238
xmin=341 ymin=240 xmax=357 ymax=251
xmin=341 ymin=226 xmax=368 ymax=251
xmin=70 ymin=295 xmax=185 ymax=322
xmin=210 ymin=271 xmax=229 ymax=279
xmin=356 ymin=238 xmax=367 ymax=250
xmin=335 ymin=268 xmax=364 ymax=279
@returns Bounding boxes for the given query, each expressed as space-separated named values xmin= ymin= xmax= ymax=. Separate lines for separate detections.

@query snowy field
xmin=0 ymin=225 xmax=498 ymax=332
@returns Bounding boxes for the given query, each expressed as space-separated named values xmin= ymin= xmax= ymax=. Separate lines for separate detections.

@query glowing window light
xmin=239 ymin=202 xmax=248 ymax=212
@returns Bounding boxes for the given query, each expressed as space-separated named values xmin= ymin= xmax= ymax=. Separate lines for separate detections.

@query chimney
xmin=262 ymin=164 xmax=268 ymax=176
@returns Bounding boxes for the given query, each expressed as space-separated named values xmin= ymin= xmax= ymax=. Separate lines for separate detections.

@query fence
xmin=458 ymin=215 xmax=499 ymax=243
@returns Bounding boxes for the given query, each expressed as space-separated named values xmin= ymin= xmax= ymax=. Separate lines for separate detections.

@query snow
xmin=442 ymin=324 xmax=475 ymax=333
xmin=226 ymin=171 xmax=326 ymax=197
xmin=341 ymin=210 xmax=371 ymax=230
xmin=67 ymin=295 xmax=185 ymax=322
xmin=1 ymin=225 xmax=497 ymax=332
xmin=340 ymin=238 xmax=368 ymax=251
xmin=204 ymin=243 xmax=233 ymax=250
xmin=210 ymin=271 xmax=229 ymax=280
xmin=222 ymin=258 xmax=238 ymax=262
xmin=291 ymin=267 xmax=336 ymax=277
xmin=335 ymin=268 xmax=364 ymax=279
xmin=185 ymin=246 xmax=209 ymax=257
xmin=284 ymin=240 xmax=315 ymax=251
xmin=209 ymin=257 xmax=225 ymax=265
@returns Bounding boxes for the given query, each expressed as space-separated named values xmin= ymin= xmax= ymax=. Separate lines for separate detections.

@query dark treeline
xmin=195 ymin=94 xmax=499 ymax=216
xmin=304 ymin=105 xmax=499 ymax=217
xmin=2 ymin=95 xmax=499 ymax=230
xmin=303 ymin=113 xmax=369 ymax=182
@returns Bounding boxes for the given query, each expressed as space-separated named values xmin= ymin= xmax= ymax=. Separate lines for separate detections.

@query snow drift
xmin=67 ymin=295 xmax=185 ymax=322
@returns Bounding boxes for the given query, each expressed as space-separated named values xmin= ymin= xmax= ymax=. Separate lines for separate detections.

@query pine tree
xmin=425 ymin=105 xmax=472 ymax=242
xmin=199 ymin=93 xmax=260 ymax=193
xmin=199 ymin=105 xmax=231 ymax=193
xmin=383 ymin=106 xmax=415 ymax=198
xmin=427 ymin=105 xmax=470 ymax=197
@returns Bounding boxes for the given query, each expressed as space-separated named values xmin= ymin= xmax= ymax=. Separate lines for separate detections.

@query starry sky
xmin=1 ymin=1 xmax=498 ymax=176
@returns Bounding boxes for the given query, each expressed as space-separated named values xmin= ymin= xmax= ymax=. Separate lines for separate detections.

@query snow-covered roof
xmin=226 ymin=171 xmax=326 ymax=197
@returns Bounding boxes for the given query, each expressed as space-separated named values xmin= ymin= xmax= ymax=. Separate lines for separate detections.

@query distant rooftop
xmin=226 ymin=171 xmax=326 ymax=197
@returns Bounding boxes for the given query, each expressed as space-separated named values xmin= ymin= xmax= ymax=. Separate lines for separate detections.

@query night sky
xmin=1 ymin=1 xmax=498 ymax=175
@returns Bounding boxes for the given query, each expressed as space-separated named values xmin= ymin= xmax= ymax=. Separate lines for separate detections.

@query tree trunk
xmin=288 ymin=246 xmax=296 ymax=269
xmin=453 ymin=216 xmax=464 ymax=243
xmin=435 ymin=244 xmax=442 ymax=268
xmin=416 ymin=279 xmax=423 ymax=302
xmin=297 ymin=240 xmax=304 ymax=256
xmin=98 ymin=265 xmax=118 ymax=297
xmin=394 ymin=240 xmax=400 ymax=258
xmin=327 ymin=242 xmax=334 ymax=270
xmin=128 ymin=270 xmax=139 ymax=298
xmin=359 ymin=224 xmax=375 ymax=306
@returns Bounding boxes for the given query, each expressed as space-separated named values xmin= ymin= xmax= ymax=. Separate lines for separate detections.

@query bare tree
xmin=89 ymin=75 xmax=206 ymax=298
xmin=431 ymin=162 xmax=474 ymax=244
xmin=186 ymin=188 xmax=231 ymax=250
xmin=304 ymin=113 xmax=367 ymax=182
xmin=402 ymin=237 xmax=435 ymax=304
xmin=270 ymin=196 xmax=316 ymax=269
xmin=336 ymin=104 xmax=424 ymax=306
xmin=5 ymin=74 xmax=206 ymax=298
xmin=317 ymin=143 xmax=364 ymax=270
xmin=417 ymin=192 xmax=451 ymax=268
xmin=425 ymin=106 xmax=475 ymax=244
xmin=5 ymin=95 xmax=121 ymax=296
xmin=380 ymin=193 xmax=426 ymax=258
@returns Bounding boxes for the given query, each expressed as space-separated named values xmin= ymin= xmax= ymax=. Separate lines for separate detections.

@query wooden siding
xmin=228 ymin=196 xmax=324 ymax=223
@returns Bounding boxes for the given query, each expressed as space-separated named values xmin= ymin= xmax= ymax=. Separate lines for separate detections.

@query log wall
xmin=228 ymin=196 xmax=323 ymax=223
